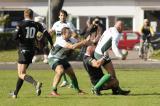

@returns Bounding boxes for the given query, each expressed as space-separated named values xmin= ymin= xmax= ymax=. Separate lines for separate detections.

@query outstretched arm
xmin=43 ymin=30 xmax=53 ymax=47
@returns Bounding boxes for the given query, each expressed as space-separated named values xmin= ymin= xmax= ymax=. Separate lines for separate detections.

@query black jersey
xmin=14 ymin=20 xmax=44 ymax=49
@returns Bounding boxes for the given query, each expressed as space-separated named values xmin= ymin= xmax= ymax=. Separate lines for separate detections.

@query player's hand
xmin=91 ymin=59 xmax=101 ymax=68
xmin=96 ymin=59 xmax=104 ymax=67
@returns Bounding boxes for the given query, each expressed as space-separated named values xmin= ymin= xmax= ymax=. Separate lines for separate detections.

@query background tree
xmin=0 ymin=14 xmax=9 ymax=26
xmin=51 ymin=0 xmax=64 ymax=25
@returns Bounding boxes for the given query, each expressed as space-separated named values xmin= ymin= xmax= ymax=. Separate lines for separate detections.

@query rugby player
xmin=49 ymin=10 xmax=78 ymax=87
xmin=10 ymin=8 xmax=53 ymax=98
xmin=91 ymin=20 xmax=130 ymax=95
xmin=48 ymin=27 xmax=89 ymax=96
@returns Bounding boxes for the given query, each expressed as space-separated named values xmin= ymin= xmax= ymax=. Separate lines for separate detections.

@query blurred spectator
xmin=32 ymin=16 xmax=52 ymax=63
xmin=139 ymin=19 xmax=155 ymax=58
xmin=77 ymin=16 xmax=105 ymax=60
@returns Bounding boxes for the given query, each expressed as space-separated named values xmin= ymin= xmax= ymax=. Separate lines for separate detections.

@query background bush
xmin=0 ymin=32 xmax=17 ymax=50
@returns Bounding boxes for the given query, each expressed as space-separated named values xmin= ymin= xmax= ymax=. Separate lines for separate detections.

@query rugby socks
xmin=14 ymin=77 xmax=24 ymax=95
xmin=94 ymin=74 xmax=111 ymax=90
xmin=62 ymin=74 xmax=68 ymax=82
xmin=71 ymin=77 xmax=80 ymax=92
xmin=24 ymin=75 xmax=37 ymax=87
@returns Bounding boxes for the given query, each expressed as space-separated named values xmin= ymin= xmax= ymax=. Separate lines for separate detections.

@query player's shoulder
xmin=109 ymin=27 xmax=119 ymax=34
xmin=21 ymin=20 xmax=35 ymax=26
xmin=66 ymin=21 xmax=73 ymax=25
xmin=52 ymin=21 xmax=61 ymax=28
xmin=54 ymin=21 xmax=61 ymax=25
xmin=34 ymin=21 xmax=43 ymax=27
xmin=109 ymin=27 xmax=116 ymax=31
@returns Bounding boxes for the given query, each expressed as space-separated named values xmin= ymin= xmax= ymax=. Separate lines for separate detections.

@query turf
xmin=0 ymin=50 xmax=17 ymax=62
xmin=0 ymin=69 xmax=160 ymax=106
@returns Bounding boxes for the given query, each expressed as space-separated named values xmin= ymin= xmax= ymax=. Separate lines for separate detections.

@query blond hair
xmin=24 ymin=8 xmax=33 ymax=19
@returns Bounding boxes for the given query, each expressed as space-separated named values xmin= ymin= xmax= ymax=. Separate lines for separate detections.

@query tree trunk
xmin=51 ymin=0 xmax=64 ymax=25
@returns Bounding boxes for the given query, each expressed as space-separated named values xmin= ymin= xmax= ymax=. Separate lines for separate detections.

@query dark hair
xmin=24 ymin=8 xmax=33 ymax=18
xmin=93 ymin=16 xmax=100 ymax=24
xmin=61 ymin=27 xmax=70 ymax=35
xmin=59 ymin=10 xmax=68 ymax=17
xmin=93 ymin=16 xmax=100 ymax=20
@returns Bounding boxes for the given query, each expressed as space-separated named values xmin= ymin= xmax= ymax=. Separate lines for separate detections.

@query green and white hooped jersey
xmin=95 ymin=27 xmax=122 ymax=58
xmin=48 ymin=36 xmax=77 ymax=59
xmin=51 ymin=21 xmax=76 ymax=36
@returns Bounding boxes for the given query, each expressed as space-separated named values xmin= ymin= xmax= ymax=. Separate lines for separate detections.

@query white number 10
xmin=26 ymin=27 xmax=36 ymax=38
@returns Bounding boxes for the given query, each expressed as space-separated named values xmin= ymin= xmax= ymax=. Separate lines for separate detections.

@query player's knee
xmin=55 ymin=65 xmax=64 ymax=74
xmin=56 ymin=70 xmax=64 ymax=76
xmin=18 ymin=74 xmax=25 ymax=79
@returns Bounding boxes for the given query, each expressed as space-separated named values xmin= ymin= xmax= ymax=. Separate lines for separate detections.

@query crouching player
xmin=48 ymin=27 xmax=89 ymax=96
xmin=83 ymin=20 xmax=130 ymax=95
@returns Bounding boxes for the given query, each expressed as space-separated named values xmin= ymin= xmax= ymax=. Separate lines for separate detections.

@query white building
xmin=1 ymin=0 xmax=160 ymax=32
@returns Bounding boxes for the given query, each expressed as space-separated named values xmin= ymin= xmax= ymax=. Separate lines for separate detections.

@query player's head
xmin=61 ymin=27 xmax=71 ymax=39
xmin=92 ymin=16 xmax=100 ymax=26
xmin=24 ymin=8 xmax=33 ymax=19
xmin=59 ymin=10 xmax=68 ymax=22
xmin=143 ymin=19 xmax=150 ymax=26
xmin=114 ymin=20 xmax=124 ymax=33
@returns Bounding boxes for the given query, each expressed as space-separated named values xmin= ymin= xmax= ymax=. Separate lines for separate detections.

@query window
xmin=108 ymin=16 xmax=133 ymax=31
xmin=127 ymin=33 xmax=137 ymax=40
xmin=120 ymin=33 xmax=124 ymax=40
xmin=117 ymin=17 xmax=133 ymax=31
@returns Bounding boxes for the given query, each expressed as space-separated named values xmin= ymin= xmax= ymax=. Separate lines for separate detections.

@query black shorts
xmin=18 ymin=48 xmax=34 ymax=64
xmin=48 ymin=57 xmax=71 ymax=70
xmin=83 ymin=56 xmax=104 ymax=85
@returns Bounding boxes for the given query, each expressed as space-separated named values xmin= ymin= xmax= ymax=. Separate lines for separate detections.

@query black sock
xmin=14 ymin=77 xmax=24 ymax=95
xmin=24 ymin=75 xmax=37 ymax=87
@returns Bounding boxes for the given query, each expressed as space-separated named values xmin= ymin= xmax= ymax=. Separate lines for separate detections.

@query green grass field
xmin=0 ymin=50 xmax=17 ymax=62
xmin=0 ymin=49 xmax=160 ymax=62
xmin=0 ymin=69 xmax=160 ymax=106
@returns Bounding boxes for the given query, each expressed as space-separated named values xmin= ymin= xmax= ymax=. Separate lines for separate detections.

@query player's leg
xmin=43 ymin=54 xmax=48 ymax=63
xmin=83 ymin=57 xmax=110 ymax=95
xmin=60 ymin=73 xmax=69 ymax=87
xmin=92 ymin=74 xmax=111 ymax=95
xmin=43 ymin=47 xmax=49 ymax=64
xmin=65 ymin=67 xmax=85 ymax=95
xmin=32 ymin=55 xmax=42 ymax=63
xmin=50 ymin=65 xmax=64 ymax=96
xmin=103 ymin=61 xmax=117 ymax=77
xmin=101 ymin=78 xmax=118 ymax=90
xmin=12 ymin=63 xmax=31 ymax=98
xmin=59 ymin=61 xmax=72 ymax=88
xmin=103 ymin=62 xmax=130 ymax=95
xmin=139 ymin=39 xmax=144 ymax=58
xmin=10 ymin=77 xmax=24 ymax=98
xmin=17 ymin=63 xmax=42 ymax=96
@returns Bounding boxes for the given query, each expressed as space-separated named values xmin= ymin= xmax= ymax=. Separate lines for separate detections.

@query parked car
xmin=118 ymin=31 xmax=140 ymax=50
